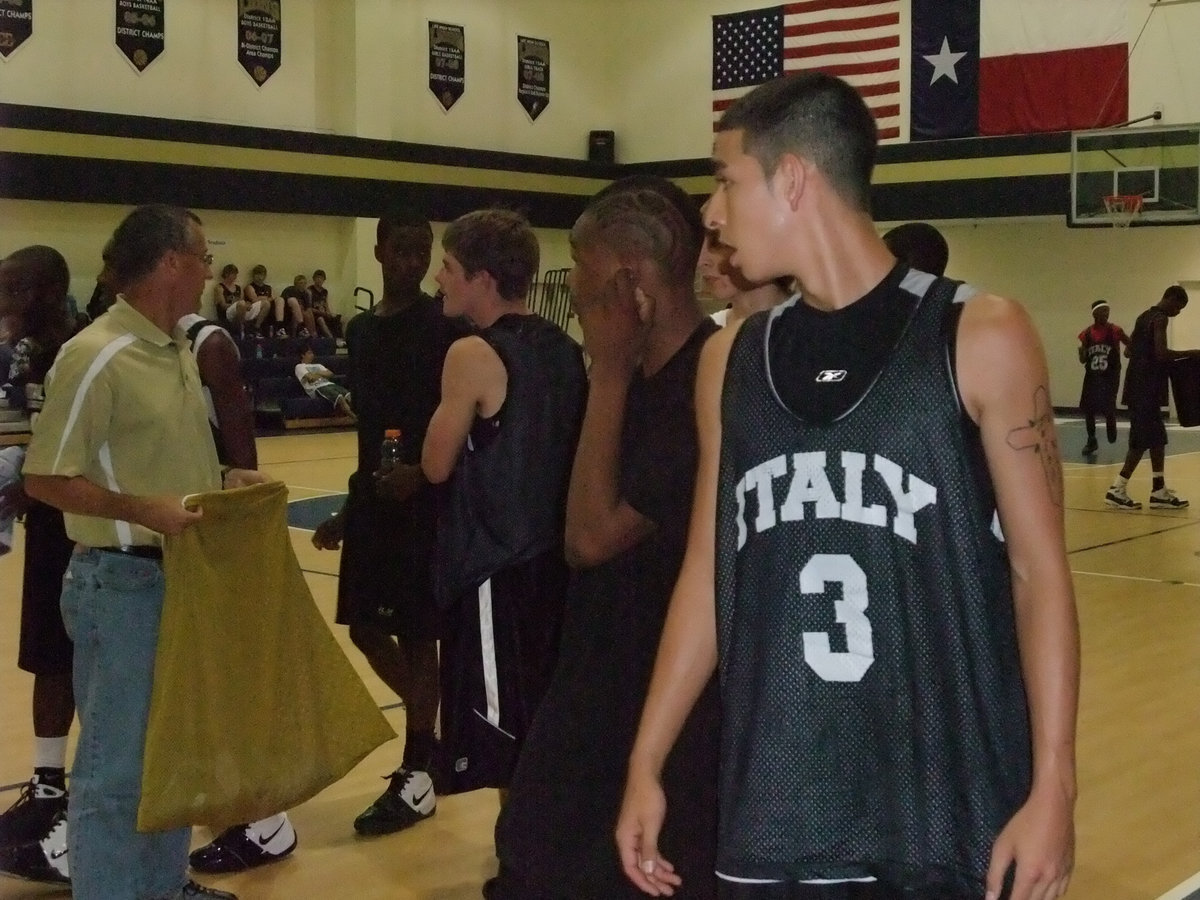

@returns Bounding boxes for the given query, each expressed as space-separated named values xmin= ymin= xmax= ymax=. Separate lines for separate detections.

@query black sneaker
xmin=0 ymin=812 xmax=69 ymax=885
xmin=181 ymin=879 xmax=237 ymax=899
xmin=0 ymin=775 xmax=68 ymax=850
xmin=1082 ymin=437 xmax=1099 ymax=456
xmin=353 ymin=768 xmax=436 ymax=836
xmin=189 ymin=817 xmax=297 ymax=874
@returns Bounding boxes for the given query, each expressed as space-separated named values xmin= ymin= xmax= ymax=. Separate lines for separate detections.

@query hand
xmin=137 ymin=496 xmax=203 ymax=536
xmin=312 ymin=513 xmax=345 ymax=550
xmin=223 ymin=468 xmax=274 ymax=489
xmin=375 ymin=462 xmax=425 ymax=503
xmin=577 ymin=268 xmax=653 ymax=375
xmin=0 ymin=479 xmax=31 ymax=521
xmin=986 ymin=784 xmax=1074 ymax=900
xmin=615 ymin=771 xmax=679 ymax=896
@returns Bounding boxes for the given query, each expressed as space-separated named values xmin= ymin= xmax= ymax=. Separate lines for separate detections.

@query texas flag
xmin=911 ymin=0 xmax=1128 ymax=140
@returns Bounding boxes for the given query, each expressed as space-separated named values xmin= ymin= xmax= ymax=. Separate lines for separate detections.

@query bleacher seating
xmin=236 ymin=337 xmax=352 ymax=430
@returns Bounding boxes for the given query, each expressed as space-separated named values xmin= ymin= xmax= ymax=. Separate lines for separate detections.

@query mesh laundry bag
xmin=138 ymin=480 xmax=395 ymax=831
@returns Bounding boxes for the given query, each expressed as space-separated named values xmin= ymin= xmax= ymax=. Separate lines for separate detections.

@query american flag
xmin=712 ymin=1 xmax=902 ymax=140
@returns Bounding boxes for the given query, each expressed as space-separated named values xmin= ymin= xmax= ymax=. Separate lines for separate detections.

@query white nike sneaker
xmin=353 ymin=767 xmax=436 ymax=836
xmin=189 ymin=813 xmax=297 ymax=874
xmin=0 ymin=811 xmax=69 ymax=884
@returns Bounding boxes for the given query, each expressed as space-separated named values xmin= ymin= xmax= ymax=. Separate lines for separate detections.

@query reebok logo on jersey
xmin=815 ymin=369 xmax=847 ymax=383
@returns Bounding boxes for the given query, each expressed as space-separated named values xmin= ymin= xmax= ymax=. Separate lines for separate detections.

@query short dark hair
xmin=1164 ymin=284 xmax=1189 ymax=307
xmin=718 ymin=72 xmax=877 ymax=213
xmin=106 ymin=205 xmax=201 ymax=287
xmin=593 ymin=176 xmax=705 ymax=267
xmin=377 ymin=206 xmax=433 ymax=245
xmin=298 ymin=337 xmax=314 ymax=356
xmin=574 ymin=183 xmax=701 ymax=286
xmin=882 ymin=222 xmax=949 ymax=277
xmin=442 ymin=209 xmax=539 ymax=302
xmin=220 ymin=263 xmax=238 ymax=278
xmin=2 ymin=245 xmax=71 ymax=340
xmin=312 ymin=269 xmax=326 ymax=279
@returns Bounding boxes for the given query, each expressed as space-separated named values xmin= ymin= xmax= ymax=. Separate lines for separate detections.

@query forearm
xmin=628 ymin=570 xmax=719 ymax=779
xmin=25 ymin=473 xmax=158 ymax=528
xmin=565 ymin=363 xmax=632 ymax=551
xmin=1011 ymin=565 xmax=1079 ymax=798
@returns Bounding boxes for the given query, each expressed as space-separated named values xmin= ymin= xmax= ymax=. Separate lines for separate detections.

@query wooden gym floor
xmin=1 ymin=423 xmax=1199 ymax=899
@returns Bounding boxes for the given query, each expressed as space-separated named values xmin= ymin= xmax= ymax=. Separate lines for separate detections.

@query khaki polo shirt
xmin=24 ymin=297 xmax=221 ymax=548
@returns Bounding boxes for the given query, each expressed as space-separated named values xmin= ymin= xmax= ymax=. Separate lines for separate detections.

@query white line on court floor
xmin=1071 ymin=569 xmax=1200 ymax=589
xmin=1155 ymin=870 xmax=1200 ymax=900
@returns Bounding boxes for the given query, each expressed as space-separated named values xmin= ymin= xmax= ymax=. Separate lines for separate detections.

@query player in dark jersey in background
xmin=1104 ymin=285 xmax=1198 ymax=509
xmin=1077 ymin=299 xmax=1130 ymax=457
xmin=312 ymin=208 xmax=467 ymax=836
xmin=0 ymin=246 xmax=82 ymax=885
xmin=489 ymin=179 xmax=720 ymax=900
xmin=421 ymin=209 xmax=586 ymax=797
xmin=881 ymin=221 xmax=949 ymax=278
xmin=618 ymin=73 xmax=1078 ymax=900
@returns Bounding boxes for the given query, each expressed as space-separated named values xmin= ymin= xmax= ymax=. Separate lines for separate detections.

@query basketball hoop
xmin=1103 ymin=194 xmax=1144 ymax=228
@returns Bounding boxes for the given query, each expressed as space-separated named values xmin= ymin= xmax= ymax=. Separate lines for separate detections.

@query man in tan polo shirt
xmin=24 ymin=204 xmax=266 ymax=900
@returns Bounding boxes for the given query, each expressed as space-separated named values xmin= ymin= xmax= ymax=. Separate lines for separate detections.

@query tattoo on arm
xmin=1005 ymin=385 xmax=1064 ymax=507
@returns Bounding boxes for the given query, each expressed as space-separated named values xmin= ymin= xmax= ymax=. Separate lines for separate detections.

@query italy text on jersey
xmin=730 ymin=450 xmax=940 ymax=686
xmin=732 ymin=449 xmax=938 ymax=549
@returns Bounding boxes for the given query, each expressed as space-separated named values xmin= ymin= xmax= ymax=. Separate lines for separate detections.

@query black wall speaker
xmin=588 ymin=130 xmax=615 ymax=164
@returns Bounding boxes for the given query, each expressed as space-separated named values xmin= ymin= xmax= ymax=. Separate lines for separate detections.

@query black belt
xmin=97 ymin=545 xmax=163 ymax=561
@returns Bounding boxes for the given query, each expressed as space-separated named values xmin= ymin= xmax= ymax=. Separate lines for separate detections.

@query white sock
xmin=34 ymin=736 xmax=68 ymax=771
xmin=1112 ymin=475 xmax=1129 ymax=489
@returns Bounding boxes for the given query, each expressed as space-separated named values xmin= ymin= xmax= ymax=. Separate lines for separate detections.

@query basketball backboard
xmin=1070 ymin=124 xmax=1200 ymax=226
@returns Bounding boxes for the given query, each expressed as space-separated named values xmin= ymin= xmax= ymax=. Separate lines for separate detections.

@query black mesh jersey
xmin=437 ymin=313 xmax=587 ymax=603
xmin=713 ymin=271 xmax=1032 ymax=893
xmin=1121 ymin=306 xmax=1170 ymax=410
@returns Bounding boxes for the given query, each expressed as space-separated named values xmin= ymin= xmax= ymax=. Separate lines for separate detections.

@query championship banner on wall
xmin=115 ymin=0 xmax=164 ymax=72
xmin=238 ymin=0 xmax=281 ymax=86
xmin=0 ymin=0 xmax=33 ymax=60
xmin=429 ymin=21 xmax=464 ymax=112
xmin=517 ymin=36 xmax=549 ymax=121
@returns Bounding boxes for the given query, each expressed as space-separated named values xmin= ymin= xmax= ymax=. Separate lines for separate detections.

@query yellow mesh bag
xmin=138 ymin=480 xmax=395 ymax=831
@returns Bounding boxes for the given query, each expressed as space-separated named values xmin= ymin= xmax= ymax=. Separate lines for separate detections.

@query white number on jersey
xmin=800 ymin=554 xmax=875 ymax=682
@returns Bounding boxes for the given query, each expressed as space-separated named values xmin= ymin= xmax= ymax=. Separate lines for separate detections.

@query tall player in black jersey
xmin=618 ymin=73 xmax=1079 ymax=900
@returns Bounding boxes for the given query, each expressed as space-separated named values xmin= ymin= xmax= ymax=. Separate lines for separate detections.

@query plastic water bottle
xmin=254 ymin=336 xmax=264 ymax=359
xmin=379 ymin=429 xmax=404 ymax=475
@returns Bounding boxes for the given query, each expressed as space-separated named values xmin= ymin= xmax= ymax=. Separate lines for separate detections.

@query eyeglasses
xmin=184 ymin=249 xmax=214 ymax=266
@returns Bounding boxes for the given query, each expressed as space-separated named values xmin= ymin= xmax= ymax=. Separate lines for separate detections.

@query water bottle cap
xmin=384 ymin=428 xmax=402 ymax=439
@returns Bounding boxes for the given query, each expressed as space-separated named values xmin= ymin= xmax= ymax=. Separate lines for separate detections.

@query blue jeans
xmin=60 ymin=549 xmax=190 ymax=900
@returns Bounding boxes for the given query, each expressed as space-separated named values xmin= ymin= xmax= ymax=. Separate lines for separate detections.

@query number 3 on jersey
xmin=800 ymin=554 xmax=874 ymax=682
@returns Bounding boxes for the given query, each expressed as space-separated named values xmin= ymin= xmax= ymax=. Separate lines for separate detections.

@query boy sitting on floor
xmin=295 ymin=340 xmax=354 ymax=419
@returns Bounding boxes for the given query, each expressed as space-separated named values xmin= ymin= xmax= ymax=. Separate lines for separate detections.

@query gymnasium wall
xmin=4 ymin=1 xmax=1200 ymax=404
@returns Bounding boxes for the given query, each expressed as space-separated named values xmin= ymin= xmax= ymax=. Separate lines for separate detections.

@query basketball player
xmin=1076 ymin=300 xmax=1130 ymax=456
xmin=881 ymin=221 xmax=949 ymax=278
xmin=1104 ymin=285 xmax=1198 ymax=509
xmin=311 ymin=207 xmax=467 ymax=836
xmin=616 ymin=73 xmax=1079 ymax=900
xmin=698 ymin=228 xmax=791 ymax=327
xmin=421 ymin=209 xmax=586 ymax=795
xmin=489 ymin=179 xmax=721 ymax=900
xmin=0 ymin=246 xmax=80 ymax=886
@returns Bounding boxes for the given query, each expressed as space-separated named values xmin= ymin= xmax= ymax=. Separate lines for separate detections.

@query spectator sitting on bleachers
xmin=246 ymin=264 xmax=289 ymax=338
xmin=281 ymin=275 xmax=315 ymax=337
xmin=295 ymin=340 xmax=353 ymax=418
xmin=308 ymin=270 xmax=343 ymax=342
xmin=216 ymin=263 xmax=269 ymax=338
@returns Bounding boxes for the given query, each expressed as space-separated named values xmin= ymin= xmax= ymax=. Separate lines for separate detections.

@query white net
xmin=1103 ymin=195 xmax=1143 ymax=228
